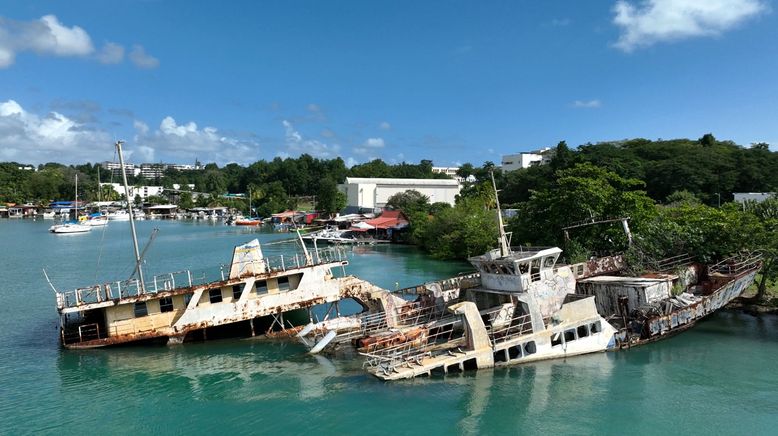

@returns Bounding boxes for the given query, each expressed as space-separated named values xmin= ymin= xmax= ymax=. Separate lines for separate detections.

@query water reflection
xmin=56 ymin=340 xmax=359 ymax=402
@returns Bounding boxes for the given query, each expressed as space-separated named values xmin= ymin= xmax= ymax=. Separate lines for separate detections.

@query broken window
xmin=232 ymin=284 xmax=242 ymax=300
xmin=564 ymin=329 xmax=576 ymax=342
xmin=134 ymin=301 xmax=148 ymax=317
xmin=577 ymin=325 xmax=589 ymax=338
xmin=524 ymin=341 xmax=537 ymax=355
xmin=551 ymin=332 xmax=562 ymax=347
xmin=183 ymin=293 xmax=193 ymax=307
xmin=159 ymin=297 xmax=174 ymax=313
xmin=543 ymin=256 xmax=555 ymax=269
xmin=590 ymin=321 xmax=601 ymax=334
xmin=209 ymin=289 xmax=223 ymax=304
xmin=278 ymin=276 xmax=290 ymax=291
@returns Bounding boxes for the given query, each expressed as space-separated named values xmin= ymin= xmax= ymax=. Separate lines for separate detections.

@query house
xmin=501 ymin=147 xmax=553 ymax=172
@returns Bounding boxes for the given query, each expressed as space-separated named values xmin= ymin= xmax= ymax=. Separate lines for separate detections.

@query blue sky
xmin=1 ymin=0 xmax=776 ymax=167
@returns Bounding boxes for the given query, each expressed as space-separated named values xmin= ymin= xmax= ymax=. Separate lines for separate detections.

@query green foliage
xmin=386 ymin=190 xmax=430 ymax=213
xmin=178 ymin=192 xmax=194 ymax=210
xmin=508 ymin=163 xmax=657 ymax=251
xmin=315 ymin=177 xmax=347 ymax=216
xmin=664 ymin=190 xmax=700 ymax=207
xmin=418 ymin=197 xmax=499 ymax=260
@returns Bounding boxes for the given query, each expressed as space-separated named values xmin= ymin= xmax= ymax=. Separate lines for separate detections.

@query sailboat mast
xmin=74 ymin=174 xmax=78 ymax=220
xmin=115 ymin=140 xmax=146 ymax=293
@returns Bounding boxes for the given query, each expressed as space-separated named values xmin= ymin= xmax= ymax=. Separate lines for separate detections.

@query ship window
xmin=564 ymin=329 xmax=576 ymax=342
xmin=524 ymin=341 xmax=537 ymax=355
xmin=232 ymin=284 xmax=242 ymax=300
xmin=134 ymin=301 xmax=148 ymax=317
xmin=543 ymin=256 xmax=555 ymax=268
xmin=518 ymin=263 xmax=529 ymax=274
xmin=590 ymin=321 xmax=601 ymax=334
xmin=577 ymin=325 xmax=589 ymax=338
xmin=551 ymin=332 xmax=562 ymax=347
xmin=278 ymin=276 xmax=290 ymax=291
xmin=530 ymin=259 xmax=541 ymax=281
xmin=183 ymin=293 xmax=193 ymax=307
xmin=209 ymin=289 xmax=223 ymax=304
xmin=256 ymin=280 xmax=268 ymax=294
xmin=159 ymin=297 xmax=174 ymax=313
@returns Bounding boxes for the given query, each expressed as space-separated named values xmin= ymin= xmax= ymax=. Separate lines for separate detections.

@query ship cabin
xmin=468 ymin=247 xmax=562 ymax=293
xmin=55 ymin=239 xmax=350 ymax=348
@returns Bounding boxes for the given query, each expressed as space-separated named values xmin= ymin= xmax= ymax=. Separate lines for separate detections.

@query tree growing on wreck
xmin=507 ymin=163 xmax=657 ymax=258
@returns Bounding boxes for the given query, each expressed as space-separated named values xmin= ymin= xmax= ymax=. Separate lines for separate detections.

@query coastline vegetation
xmin=1 ymin=134 xmax=777 ymax=300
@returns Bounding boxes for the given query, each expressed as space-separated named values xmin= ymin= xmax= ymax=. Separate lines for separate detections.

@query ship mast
xmin=115 ymin=140 xmax=146 ymax=293
xmin=490 ymin=170 xmax=511 ymax=257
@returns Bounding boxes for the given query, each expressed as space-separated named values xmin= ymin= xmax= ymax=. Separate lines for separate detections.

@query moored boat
xmin=50 ymin=221 xmax=92 ymax=233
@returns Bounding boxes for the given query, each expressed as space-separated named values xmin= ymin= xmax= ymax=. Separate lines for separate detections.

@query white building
xmin=101 ymin=183 xmax=194 ymax=200
xmin=733 ymin=192 xmax=776 ymax=203
xmin=501 ymin=147 xmax=553 ymax=172
xmin=339 ymin=177 xmax=461 ymax=212
xmin=432 ymin=166 xmax=465 ymax=182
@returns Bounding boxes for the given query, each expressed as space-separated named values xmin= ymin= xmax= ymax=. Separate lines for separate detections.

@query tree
xmin=509 ymin=163 xmax=657 ymax=253
xmin=179 ymin=192 xmax=194 ymax=210
xmin=315 ymin=177 xmax=347 ymax=216
xmin=419 ymin=197 xmax=499 ymax=259
xmin=386 ymin=190 xmax=430 ymax=213
xmin=743 ymin=198 xmax=778 ymax=301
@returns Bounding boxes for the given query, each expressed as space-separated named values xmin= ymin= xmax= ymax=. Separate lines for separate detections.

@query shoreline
xmin=726 ymin=297 xmax=778 ymax=316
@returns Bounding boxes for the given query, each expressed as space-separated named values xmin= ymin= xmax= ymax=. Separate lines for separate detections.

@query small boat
xmin=50 ymin=221 xmax=92 ymax=234
xmin=42 ymin=211 xmax=57 ymax=219
xmin=50 ymin=175 xmax=90 ymax=234
xmin=83 ymin=213 xmax=109 ymax=227
xmin=107 ymin=210 xmax=130 ymax=221
xmin=234 ymin=217 xmax=262 ymax=226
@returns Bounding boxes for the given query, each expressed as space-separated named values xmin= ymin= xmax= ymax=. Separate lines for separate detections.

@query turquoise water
xmin=1 ymin=219 xmax=777 ymax=434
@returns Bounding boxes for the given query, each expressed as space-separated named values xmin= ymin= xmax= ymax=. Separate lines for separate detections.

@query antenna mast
xmin=115 ymin=140 xmax=146 ymax=292
xmin=490 ymin=170 xmax=511 ymax=257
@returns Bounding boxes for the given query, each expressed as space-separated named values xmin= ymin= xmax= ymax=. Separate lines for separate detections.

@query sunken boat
xmin=53 ymin=142 xmax=405 ymax=349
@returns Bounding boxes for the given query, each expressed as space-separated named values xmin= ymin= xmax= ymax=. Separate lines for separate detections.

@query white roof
xmin=345 ymin=177 xmax=459 ymax=186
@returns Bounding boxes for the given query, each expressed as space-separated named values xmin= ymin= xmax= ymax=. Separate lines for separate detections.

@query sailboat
xmin=84 ymin=167 xmax=109 ymax=227
xmin=234 ymin=188 xmax=261 ymax=226
xmin=49 ymin=175 xmax=91 ymax=234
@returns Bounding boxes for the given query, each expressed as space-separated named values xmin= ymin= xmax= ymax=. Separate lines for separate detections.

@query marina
xmin=0 ymin=217 xmax=776 ymax=434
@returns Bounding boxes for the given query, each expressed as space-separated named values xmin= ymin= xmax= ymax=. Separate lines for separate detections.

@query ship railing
xmin=395 ymin=301 xmax=441 ymax=327
xmin=653 ymin=253 xmax=695 ymax=272
xmin=61 ymin=322 xmax=101 ymax=345
xmin=709 ymin=251 xmax=763 ymax=276
xmin=220 ymin=248 xmax=347 ymax=279
xmin=361 ymin=320 xmax=462 ymax=374
xmin=487 ymin=313 xmax=533 ymax=346
xmin=56 ymin=269 xmax=204 ymax=309
xmin=394 ymin=272 xmax=480 ymax=296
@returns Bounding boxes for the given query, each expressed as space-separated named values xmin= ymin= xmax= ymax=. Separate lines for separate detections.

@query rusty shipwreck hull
xmin=57 ymin=239 xmax=404 ymax=349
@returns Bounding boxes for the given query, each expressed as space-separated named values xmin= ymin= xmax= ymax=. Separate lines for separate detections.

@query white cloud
xmin=0 ymin=14 xmax=158 ymax=69
xmin=345 ymin=157 xmax=359 ymax=168
xmin=128 ymin=44 xmax=159 ymax=69
xmin=612 ymin=0 xmax=767 ymax=52
xmin=0 ymin=99 xmax=112 ymax=163
xmin=364 ymin=137 xmax=385 ymax=148
xmin=379 ymin=121 xmax=391 ymax=130
xmin=134 ymin=116 xmax=259 ymax=164
xmin=97 ymin=42 xmax=124 ymax=64
xmin=353 ymin=137 xmax=385 ymax=156
xmin=0 ymin=14 xmax=94 ymax=67
xmin=571 ymin=99 xmax=602 ymax=108
xmin=282 ymin=120 xmax=339 ymax=158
